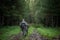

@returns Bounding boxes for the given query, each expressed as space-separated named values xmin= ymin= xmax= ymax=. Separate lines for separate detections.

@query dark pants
xmin=20 ymin=25 xmax=28 ymax=36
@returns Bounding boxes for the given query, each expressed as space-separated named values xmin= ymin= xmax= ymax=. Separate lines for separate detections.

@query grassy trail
xmin=0 ymin=26 xmax=60 ymax=40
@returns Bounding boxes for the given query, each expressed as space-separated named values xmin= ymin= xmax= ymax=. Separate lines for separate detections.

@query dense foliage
xmin=0 ymin=0 xmax=60 ymax=27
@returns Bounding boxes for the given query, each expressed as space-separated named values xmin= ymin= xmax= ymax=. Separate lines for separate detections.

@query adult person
xmin=20 ymin=19 xmax=29 ymax=36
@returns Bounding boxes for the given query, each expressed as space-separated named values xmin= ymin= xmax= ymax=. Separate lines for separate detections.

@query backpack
xmin=21 ymin=23 xmax=26 ymax=28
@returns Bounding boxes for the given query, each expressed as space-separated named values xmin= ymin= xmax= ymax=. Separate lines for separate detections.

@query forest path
xmin=8 ymin=28 xmax=60 ymax=40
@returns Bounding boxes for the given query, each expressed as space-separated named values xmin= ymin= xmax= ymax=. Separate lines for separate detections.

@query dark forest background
xmin=0 ymin=0 xmax=60 ymax=27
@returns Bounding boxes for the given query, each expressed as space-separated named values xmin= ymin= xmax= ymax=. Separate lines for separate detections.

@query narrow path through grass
xmin=0 ymin=26 xmax=60 ymax=40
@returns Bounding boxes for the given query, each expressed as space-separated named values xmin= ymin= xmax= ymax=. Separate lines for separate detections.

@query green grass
xmin=28 ymin=25 xmax=60 ymax=38
xmin=0 ymin=25 xmax=60 ymax=40
xmin=0 ymin=26 xmax=20 ymax=40
xmin=28 ymin=26 xmax=35 ymax=35
xmin=37 ymin=27 xmax=60 ymax=38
